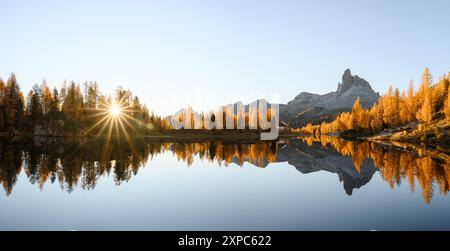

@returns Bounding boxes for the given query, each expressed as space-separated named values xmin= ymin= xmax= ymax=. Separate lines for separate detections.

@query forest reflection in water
xmin=0 ymin=136 xmax=449 ymax=204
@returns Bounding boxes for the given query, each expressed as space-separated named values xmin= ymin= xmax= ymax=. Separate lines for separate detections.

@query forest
xmin=0 ymin=73 xmax=170 ymax=137
xmin=0 ymin=73 xmax=277 ymax=138
xmin=298 ymin=68 xmax=450 ymax=145
xmin=2 ymin=68 xmax=449 ymax=142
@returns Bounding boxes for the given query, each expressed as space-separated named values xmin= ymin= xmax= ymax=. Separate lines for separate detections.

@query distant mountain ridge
xmin=279 ymin=69 xmax=379 ymax=128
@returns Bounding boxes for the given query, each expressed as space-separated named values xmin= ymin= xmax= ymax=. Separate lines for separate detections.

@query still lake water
xmin=0 ymin=136 xmax=449 ymax=230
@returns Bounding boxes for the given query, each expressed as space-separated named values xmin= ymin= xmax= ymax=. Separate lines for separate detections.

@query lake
xmin=1 ymin=136 xmax=449 ymax=230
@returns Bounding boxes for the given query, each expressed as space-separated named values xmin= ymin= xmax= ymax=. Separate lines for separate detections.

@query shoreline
xmin=1 ymin=129 xmax=449 ymax=151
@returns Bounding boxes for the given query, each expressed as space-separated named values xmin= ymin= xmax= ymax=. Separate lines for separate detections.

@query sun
xmin=85 ymin=98 xmax=140 ymax=143
xmin=110 ymin=103 xmax=121 ymax=116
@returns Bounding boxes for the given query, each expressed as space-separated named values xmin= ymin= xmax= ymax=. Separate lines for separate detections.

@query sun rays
xmin=84 ymin=97 xmax=144 ymax=148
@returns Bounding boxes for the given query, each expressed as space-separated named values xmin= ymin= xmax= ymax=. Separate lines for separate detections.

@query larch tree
xmin=30 ymin=84 xmax=43 ymax=123
xmin=445 ymin=86 xmax=450 ymax=123
xmin=399 ymin=91 xmax=410 ymax=124
xmin=16 ymin=92 xmax=25 ymax=128
xmin=50 ymin=88 xmax=60 ymax=117
xmin=392 ymin=88 xmax=400 ymax=126
xmin=132 ymin=96 xmax=143 ymax=120
xmin=416 ymin=67 xmax=433 ymax=110
xmin=86 ymin=81 xmax=99 ymax=109
xmin=62 ymin=82 xmax=84 ymax=125
xmin=417 ymin=89 xmax=433 ymax=123
xmin=382 ymin=86 xmax=394 ymax=126
xmin=433 ymin=76 xmax=449 ymax=111
xmin=370 ymin=102 xmax=384 ymax=131
xmin=351 ymin=97 xmax=363 ymax=130
xmin=26 ymin=90 xmax=33 ymax=116
xmin=405 ymin=80 xmax=416 ymax=122
xmin=4 ymin=73 xmax=24 ymax=129
xmin=421 ymin=67 xmax=433 ymax=85
xmin=115 ymin=86 xmax=132 ymax=107
xmin=60 ymin=81 xmax=67 ymax=105
xmin=41 ymin=80 xmax=53 ymax=115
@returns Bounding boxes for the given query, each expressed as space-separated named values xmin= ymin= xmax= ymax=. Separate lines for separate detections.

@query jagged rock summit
xmin=337 ymin=69 xmax=373 ymax=94
xmin=280 ymin=69 xmax=379 ymax=128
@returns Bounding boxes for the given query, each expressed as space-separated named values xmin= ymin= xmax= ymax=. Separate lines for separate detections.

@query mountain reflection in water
xmin=0 ymin=136 xmax=449 ymax=204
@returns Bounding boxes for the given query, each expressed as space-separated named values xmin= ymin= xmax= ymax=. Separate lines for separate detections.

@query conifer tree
xmin=28 ymin=84 xmax=44 ymax=124
xmin=86 ymin=81 xmax=99 ymax=109
xmin=16 ymin=92 xmax=25 ymax=128
xmin=370 ymin=102 xmax=384 ymax=131
xmin=351 ymin=97 xmax=363 ymax=130
xmin=399 ymin=91 xmax=408 ymax=124
xmin=132 ymin=96 xmax=143 ymax=120
xmin=41 ymin=80 xmax=53 ymax=115
xmin=417 ymin=90 xmax=433 ymax=123
xmin=4 ymin=73 xmax=24 ymax=129
xmin=444 ymin=86 xmax=450 ymax=123
xmin=382 ymin=86 xmax=394 ymax=126
xmin=50 ymin=88 xmax=61 ymax=118
xmin=62 ymin=82 xmax=84 ymax=125
xmin=421 ymin=67 xmax=433 ymax=89
xmin=392 ymin=88 xmax=400 ymax=126
xmin=26 ymin=90 xmax=33 ymax=117
xmin=60 ymin=81 xmax=67 ymax=105
xmin=416 ymin=67 xmax=433 ymax=111
xmin=405 ymin=80 xmax=416 ymax=122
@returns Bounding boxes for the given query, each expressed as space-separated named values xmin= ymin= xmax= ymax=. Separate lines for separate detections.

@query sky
xmin=1 ymin=0 xmax=449 ymax=115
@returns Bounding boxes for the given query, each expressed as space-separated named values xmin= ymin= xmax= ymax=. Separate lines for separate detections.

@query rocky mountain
xmin=280 ymin=69 xmax=379 ymax=128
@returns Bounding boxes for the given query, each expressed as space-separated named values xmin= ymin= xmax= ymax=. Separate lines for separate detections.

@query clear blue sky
xmin=1 ymin=0 xmax=449 ymax=115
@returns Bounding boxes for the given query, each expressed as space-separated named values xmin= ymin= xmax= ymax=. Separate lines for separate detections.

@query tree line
xmin=0 ymin=73 xmax=170 ymax=135
xmin=299 ymin=68 xmax=450 ymax=135
xmin=0 ymin=73 xmax=278 ymax=136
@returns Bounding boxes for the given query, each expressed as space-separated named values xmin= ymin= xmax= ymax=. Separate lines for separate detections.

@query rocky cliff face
xmin=280 ymin=69 xmax=379 ymax=128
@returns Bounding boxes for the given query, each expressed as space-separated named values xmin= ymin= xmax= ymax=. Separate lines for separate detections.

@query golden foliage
xmin=300 ymin=68 xmax=450 ymax=134
xmin=444 ymin=85 xmax=450 ymax=123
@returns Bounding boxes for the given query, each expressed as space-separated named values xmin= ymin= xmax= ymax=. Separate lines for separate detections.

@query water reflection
xmin=284 ymin=136 xmax=450 ymax=204
xmin=0 ymin=136 xmax=449 ymax=203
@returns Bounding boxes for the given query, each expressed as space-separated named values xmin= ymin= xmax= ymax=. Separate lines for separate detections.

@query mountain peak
xmin=336 ymin=68 xmax=372 ymax=95
xmin=343 ymin=68 xmax=352 ymax=82
xmin=280 ymin=69 xmax=379 ymax=128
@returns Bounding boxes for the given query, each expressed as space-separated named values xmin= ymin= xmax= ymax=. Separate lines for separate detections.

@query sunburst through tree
xmin=84 ymin=96 xmax=143 ymax=146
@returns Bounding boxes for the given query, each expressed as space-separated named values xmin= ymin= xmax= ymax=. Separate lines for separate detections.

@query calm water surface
xmin=0 ymin=136 xmax=449 ymax=230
